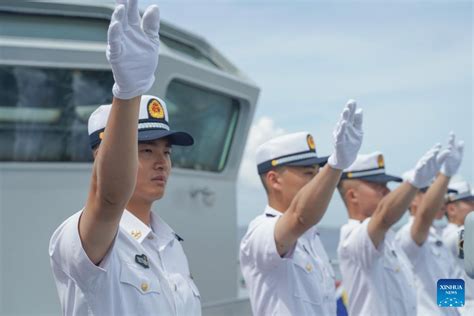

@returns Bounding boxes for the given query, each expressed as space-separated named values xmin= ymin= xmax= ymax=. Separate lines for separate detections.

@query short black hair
xmin=259 ymin=166 xmax=288 ymax=194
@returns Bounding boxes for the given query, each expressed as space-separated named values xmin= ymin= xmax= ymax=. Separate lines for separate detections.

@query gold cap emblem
xmin=377 ymin=154 xmax=385 ymax=168
xmin=271 ymin=160 xmax=278 ymax=167
xmin=307 ymin=134 xmax=316 ymax=151
xmin=147 ymin=99 xmax=165 ymax=119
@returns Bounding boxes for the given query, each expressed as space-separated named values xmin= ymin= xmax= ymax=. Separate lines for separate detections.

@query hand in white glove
xmin=107 ymin=0 xmax=160 ymax=99
xmin=441 ymin=132 xmax=464 ymax=177
xmin=408 ymin=144 xmax=449 ymax=189
xmin=327 ymin=100 xmax=364 ymax=170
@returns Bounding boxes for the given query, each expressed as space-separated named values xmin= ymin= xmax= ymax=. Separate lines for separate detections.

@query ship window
xmin=160 ymin=35 xmax=220 ymax=69
xmin=165 ymin=80 xmax=240 ymax=172
xmin=0 ymin=65 xmax=114 ymax=162
xmin=0 ymin=11 xmax=220 ymax=70
xmin=0 ymin=12 xmax=108 ymax=42
xmin=0 ymin=67 xmax=240 ymax=171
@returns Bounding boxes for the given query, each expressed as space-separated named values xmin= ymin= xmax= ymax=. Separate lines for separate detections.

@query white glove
xmin=106 ymin=0 xmax=160 ymax=99
xmin=327 ymin=100 xmax=364 ymax=170
xmin=441 ymin=132 xmax=464 ymax=177
xmin=407 ymin=144 xmax=449 ymax=189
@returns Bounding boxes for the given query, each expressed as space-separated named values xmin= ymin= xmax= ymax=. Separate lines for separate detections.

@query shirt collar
xmin=347 ymin=218 xmax=363 ymax=225
xmin=120 ymin=209 xmax=152 ymax=244
xmin=150 ymin=212 xmax=177 ymax=250
xmin=120 ymin=210 xmax=180 ymax=249
xmin=264 ymin=205 xmax=284 ymax=217
xmin=446 ymin=222 xmax=461 ymax=230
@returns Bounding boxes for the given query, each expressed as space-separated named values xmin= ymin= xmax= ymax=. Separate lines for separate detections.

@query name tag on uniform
xmin=135 ymin=254 xmax=150 ymax=269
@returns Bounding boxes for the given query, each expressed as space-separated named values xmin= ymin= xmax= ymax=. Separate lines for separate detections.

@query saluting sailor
xmin=443 ymin=180 xmax=474 ymax=315
xmin=49 ymin=1 xmax=201 ymax=315
xmin=240 ymin=100 xmax=364 ymax=315
xmin=395 ymin=133 xmax=464 ymax=316
xmin=336 ymin=145 xmax=448 ymax=316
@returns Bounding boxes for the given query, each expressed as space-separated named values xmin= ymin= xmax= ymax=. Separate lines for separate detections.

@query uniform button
xmin=395 ymin=267 xmax=400 ymax=273
xmin=305 ymin=263 xmax=313 ymax=272
xmin=141 ymin=282 xmax=149 ymax=292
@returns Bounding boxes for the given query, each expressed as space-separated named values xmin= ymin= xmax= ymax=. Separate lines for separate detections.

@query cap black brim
xmin=420 ymin=187 xmax=458 ymax=193
xmin=138 ymin=129 xmax=194 ymax=146
xmin=357 ymin=173 xmax=403 ymax=183
xmin=285 ymin=155 xmax=329 ymax=168
xmin=457 ymin=196 xmax=474 ymax=202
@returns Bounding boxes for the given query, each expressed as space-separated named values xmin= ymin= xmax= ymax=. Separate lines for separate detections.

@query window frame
xmin=164 ymin=78 xmax=241 ymax=173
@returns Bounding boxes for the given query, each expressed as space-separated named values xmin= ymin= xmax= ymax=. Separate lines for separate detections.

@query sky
xmin=139 ymin=0 xmax=473 ymax=227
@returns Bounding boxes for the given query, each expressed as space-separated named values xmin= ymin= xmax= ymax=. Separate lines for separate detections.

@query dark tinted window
xmin=165 ymin=80 xmax=240 ymax=172
xmin=0 ymin=65 xmax=114 ymax=161
xmin=0 ymin=67 xmax=240 ymax=172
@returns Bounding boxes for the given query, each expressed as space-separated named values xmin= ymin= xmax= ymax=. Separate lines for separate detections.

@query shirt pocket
xmin=168 ymin=273 xmax=202 ymax=315
xmin=119 ymin=263 xmax=161 ymax=295
xmin=188 ymin=278 xmax=201 ymax=300
xmin=291 ymin=253 xmax=323 ymax=305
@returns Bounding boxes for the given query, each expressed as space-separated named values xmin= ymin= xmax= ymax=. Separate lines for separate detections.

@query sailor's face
xmin=434 ymin=203 xmax=447 ymax=220
xmin=356 ymin=180 xmax=390 ymax=216
xmin=279 ymin=165 xmax=320 ymax=203
xmin=134 ymin=138 xmax=172 ymax=201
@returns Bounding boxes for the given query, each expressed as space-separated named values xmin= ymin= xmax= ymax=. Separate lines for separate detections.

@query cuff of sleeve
xmin=262 ymin=217 xmax=290 ymax=270
xmin=241 ymin=217 xmax=292 ymax=272
xmin=362 ymin=218 xmax=385 ymax=255
xmin=400 ymin=233 xmax=424 ymax=266
xmin=49 ymin=211 xmax=114 ymax=289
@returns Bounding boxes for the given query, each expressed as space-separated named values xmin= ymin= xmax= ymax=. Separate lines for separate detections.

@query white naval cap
xmin=88 ymin=95 xmax=194 ymax=148
xmin=256 ymin=132 xmax=328 ymax=174
xmin=341 ymin=151 xmax=402 ymax=183
xmin=446 ymin=181 xmax=474 ymax=203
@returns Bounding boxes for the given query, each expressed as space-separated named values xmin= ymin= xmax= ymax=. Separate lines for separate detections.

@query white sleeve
xmin=395 ymin=226 xmax=424 ymax=267
xmin=49 ymin=211 xmax=115 ymax=289
xmin=339 ymin=218 xmax=383 ymax=270
xmin=240 ymin=217 xmax=294 ymax=272
xmin=443 ymin=226 xmax=462 ymax=258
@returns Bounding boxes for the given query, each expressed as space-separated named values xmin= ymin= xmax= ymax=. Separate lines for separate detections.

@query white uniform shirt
xmin=395 ymin=216 xmax=462 ymax=316
xmin=443 ymin=223 xmax=474 ymax=307
xmin=240 ymin=205 xmax=336 ymax=316
xmin=338 ymin=218 xmax=417 ymax=316
xmin=49 ymin=209 xmax=201 ymax=316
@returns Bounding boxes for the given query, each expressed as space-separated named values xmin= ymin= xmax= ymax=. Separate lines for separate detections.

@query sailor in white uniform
xmin=240 ymin=100 xmax=364 ymax=316
xmin=395 ymin=133 xmax=464 ymax=316
xmin=49 ymin=1 xmax=201 ymax=315
xmin=337 ymin=146 xmax=447 ymax=316
xmin=443 ymin=180 xmax=474 ymax=315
